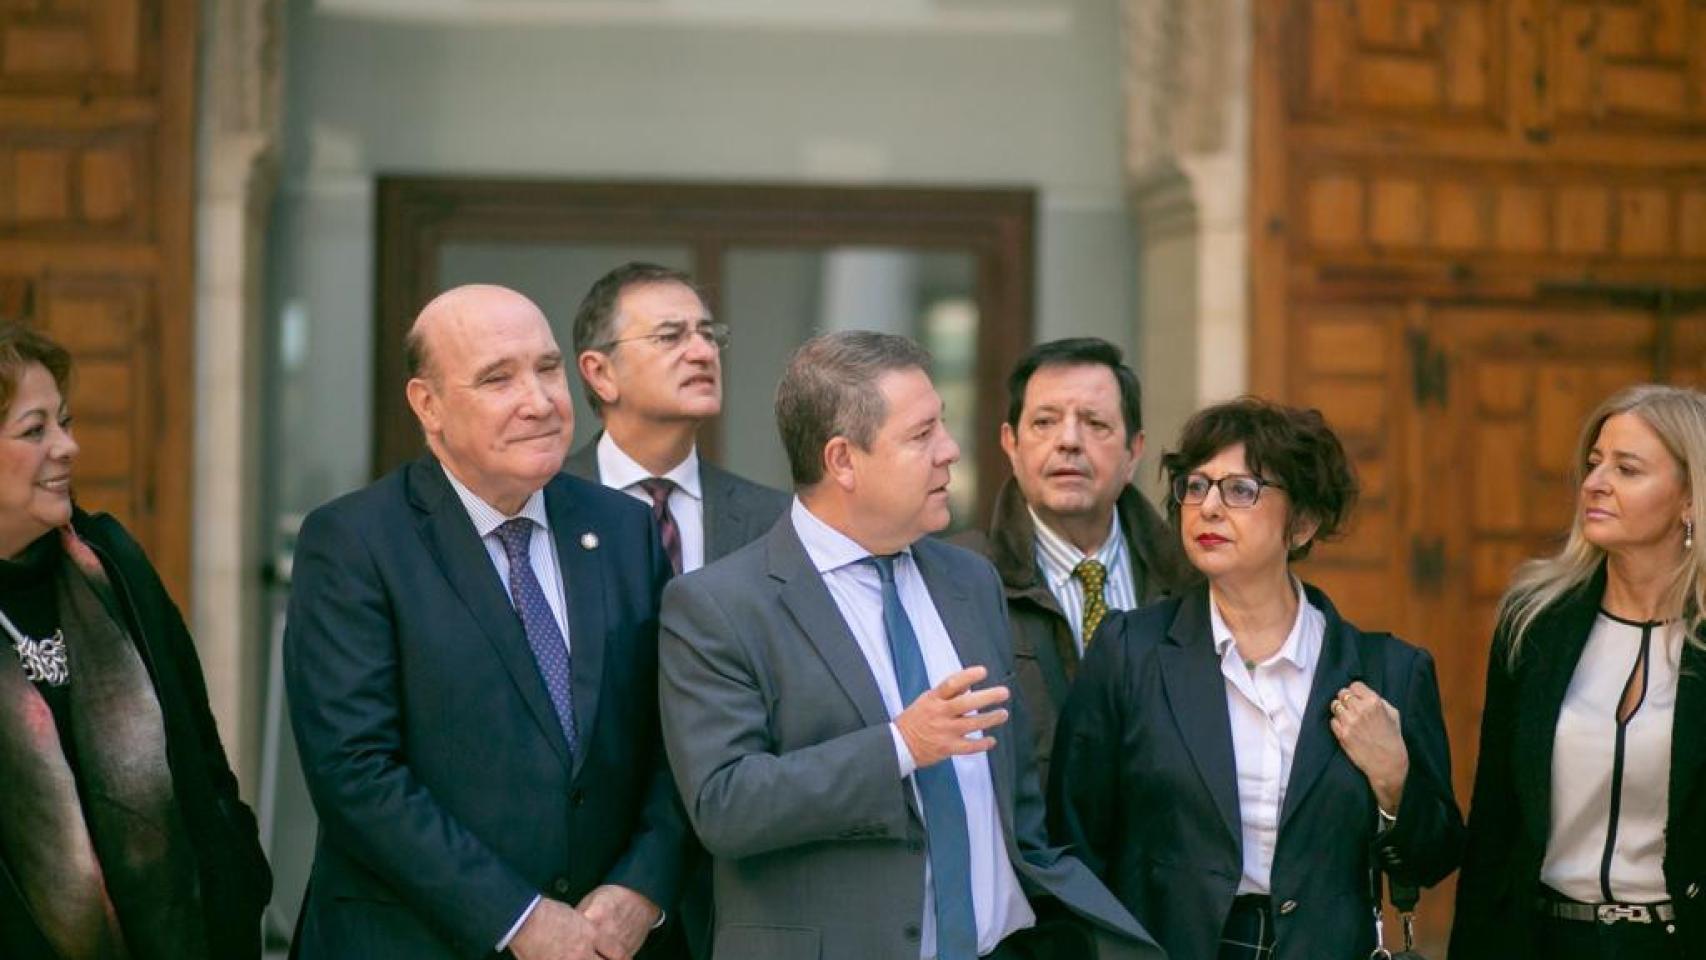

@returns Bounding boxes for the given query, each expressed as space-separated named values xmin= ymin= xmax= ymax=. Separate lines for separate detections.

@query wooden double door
xmin=1288 ymin=296 xmax=1706 ymax=947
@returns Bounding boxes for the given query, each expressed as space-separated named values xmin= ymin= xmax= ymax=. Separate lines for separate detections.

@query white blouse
xmin=1540 ymin=612 xmax=1684 ymax=904
xmin=1210 ymin=582 xmax=1325 ymax=895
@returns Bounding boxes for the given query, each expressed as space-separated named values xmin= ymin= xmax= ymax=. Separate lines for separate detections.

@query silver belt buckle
xmin=1596 ymin=903 xmax=1651 ymax=924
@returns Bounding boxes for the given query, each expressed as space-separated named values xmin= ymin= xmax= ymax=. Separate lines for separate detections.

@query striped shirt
xmin=1029 ymin=507 xmax=1138 ymax=652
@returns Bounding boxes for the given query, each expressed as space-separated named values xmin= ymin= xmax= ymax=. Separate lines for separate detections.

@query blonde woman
xmin=1452 ymin=384 xmax=1706 ymax=959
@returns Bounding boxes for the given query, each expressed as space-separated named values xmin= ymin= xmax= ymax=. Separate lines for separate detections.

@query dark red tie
xmin=638 ymin=477 xmax=683 ymax=575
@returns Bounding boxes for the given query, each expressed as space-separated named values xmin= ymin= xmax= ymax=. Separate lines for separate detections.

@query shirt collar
xmin=1209 ymin=578 xmax=1319 ymax=671
xmin=441 ymin=463 xmax=550 ymax=539
xmin=597 ymin=432 xmax=703 ymax=500
xmin=1030 ymin=506 xmax=1125 ymax=591
xmin=791 ymin=498 xmax=910 ymax=575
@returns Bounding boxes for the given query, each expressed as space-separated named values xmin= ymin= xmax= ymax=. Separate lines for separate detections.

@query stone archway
xmin=194 ymin=0 xmax=284 ymax=791
xmin=1121 ymin=0 xmax=1251 ymax=474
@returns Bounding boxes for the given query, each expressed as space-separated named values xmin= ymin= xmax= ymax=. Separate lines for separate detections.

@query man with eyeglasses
xmin=566 ymin=262 xmax=788 ymax=958
xmin=568 ymin=262 xmax=789 ymax=578
xmin=957 ymin=338 xmax=1194 ymax=782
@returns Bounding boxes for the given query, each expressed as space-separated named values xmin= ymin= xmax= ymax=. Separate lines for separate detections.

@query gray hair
xmin=775 ymin=331 xmax=932 ymax=488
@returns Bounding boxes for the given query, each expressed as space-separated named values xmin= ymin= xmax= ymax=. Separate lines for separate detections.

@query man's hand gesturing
xmin=894 ymin=665 xmax=1010 ymax=769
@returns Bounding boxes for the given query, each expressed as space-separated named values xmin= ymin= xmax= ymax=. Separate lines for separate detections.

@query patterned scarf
xmin=0 ymin=527 xmax=208 ymax=960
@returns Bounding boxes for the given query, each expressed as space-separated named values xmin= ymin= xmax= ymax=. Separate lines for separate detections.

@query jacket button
xmin=904 ymin=923 xmax=921 ymax=941
xmin=1278 ymin=900 xmax=1298 ymax=915
xmin=1688 ymin=883 xmax=1701 ymax=899
xmin=569 ymin=789 xmax=585 ymax=808
xmin=551 ymin=878 xmax=572 ymax=897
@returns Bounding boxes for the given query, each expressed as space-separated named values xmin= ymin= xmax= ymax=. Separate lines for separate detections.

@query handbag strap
xmin=1358 ymin=632 xmax=1422 ymax=956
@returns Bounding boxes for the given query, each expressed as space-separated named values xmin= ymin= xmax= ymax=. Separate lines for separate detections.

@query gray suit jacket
xmin=564 ymin=434 xmax=790 ymax=563
xmin=658 ymin=516 xmax=1164 ymax=960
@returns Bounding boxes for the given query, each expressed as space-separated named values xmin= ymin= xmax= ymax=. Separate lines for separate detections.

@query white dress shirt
xmin=1209 ymin=582 xmax=1325 ymax=895
xmin=1541 ymin=612 xmax=1682 ymax=904
xmin=442 ymin=465 xmax=571 ymax=949
xmin=791 ymin=499 xmax=1034 ymax=958
xmin=1030 ymin=507 xmax=1139 ymax=653
xmin=598 ymin=432 xmax=707 ymax=573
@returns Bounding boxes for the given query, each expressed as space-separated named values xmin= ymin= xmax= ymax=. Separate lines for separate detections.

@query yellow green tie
xmin=1073 ymin=558 xmax=1109 ymax=647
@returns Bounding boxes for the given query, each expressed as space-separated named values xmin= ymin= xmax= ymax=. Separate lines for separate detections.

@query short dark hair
xmin=0 ymin=322 xmax=72 ymax=416
xmin=1005 ymin=337 xmax=1142 ymax=441
xmin=1160 ymin=396 xmax=1357 ymax=561
xmin=571 ymin=262 xmax=701 ymax=413
xmin=775 ymin=331 xmax=933 ymax=489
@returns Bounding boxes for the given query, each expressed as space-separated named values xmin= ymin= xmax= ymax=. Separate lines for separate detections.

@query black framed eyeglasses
xmin=598 ymin=321 xmax=730 ymax=354
xmin=1172 ymin=472 xmax=1284 ymax=509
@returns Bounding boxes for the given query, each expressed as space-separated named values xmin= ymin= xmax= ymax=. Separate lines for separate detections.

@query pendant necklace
xmin=0 ymin=606 xmax=69 ymax=687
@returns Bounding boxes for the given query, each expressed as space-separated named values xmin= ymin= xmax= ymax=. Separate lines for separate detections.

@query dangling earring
xmin=1686 ymin=518 xmax=1695 ymax=552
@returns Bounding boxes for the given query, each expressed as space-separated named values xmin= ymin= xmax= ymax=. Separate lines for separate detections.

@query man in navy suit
xmin=285 ymin=285 xmax=687 ymax=959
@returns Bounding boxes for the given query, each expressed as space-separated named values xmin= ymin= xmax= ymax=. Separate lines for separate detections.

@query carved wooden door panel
xmin=0 ymin=0 xmax=196 ymax=599
xmin=1255 ymin=0 xmax=1706 ymax=951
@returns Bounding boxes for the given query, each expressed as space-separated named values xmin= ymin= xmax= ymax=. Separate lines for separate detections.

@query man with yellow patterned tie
xmin=958 ymin=339 xmax=1194 ymax=783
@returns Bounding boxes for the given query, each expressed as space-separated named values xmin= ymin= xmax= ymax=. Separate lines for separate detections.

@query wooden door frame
xmin=373 ymin=177 xmax=1035 ymax=521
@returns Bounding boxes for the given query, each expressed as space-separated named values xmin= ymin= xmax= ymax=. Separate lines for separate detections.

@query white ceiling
xmin=314 ymin=0 xmax=1075 ymax=35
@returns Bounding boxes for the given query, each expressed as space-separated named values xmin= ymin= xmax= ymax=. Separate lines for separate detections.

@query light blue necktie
xmin=866 ymin=554 xmax=978 ymax=960
xmin=495 ymin=518 xmax=578 ymax=755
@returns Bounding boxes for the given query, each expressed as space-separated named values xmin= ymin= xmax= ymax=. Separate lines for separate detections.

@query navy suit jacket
xmin=285 ymin=456 xmax=687 ymax=959
xmin=1050 ymin=581 xmax=1463 ymax=960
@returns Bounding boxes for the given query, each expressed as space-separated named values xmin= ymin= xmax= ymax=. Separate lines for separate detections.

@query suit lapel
xmin=1513 ymin=579 xmax=1599 ymax=847
xmin=768 ymin=522 xmax=894 ymax=730
xmin=546 ymin=478 xmax=608 ymax=780
xmin=1158 ymin=585 xmax=1242 ymax=849
xmin=1277 ymin=594 xmax=1362 ymax=834
xmin=1670 ymin=635 xmax=1706 ymax=830
xmin=408 ymin=459 xmax=573 ymax=770
xmin=914 ymin=542 xmax=1016 ymax=806
xmin=700 ymin=461 xmax=745 ymax=562
xmin=561 ymin=436 xmax=601 ymax=483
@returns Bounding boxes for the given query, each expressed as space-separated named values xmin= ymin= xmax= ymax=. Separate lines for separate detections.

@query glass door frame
xmin=374 ymin=177 xmax=1036 ymax=523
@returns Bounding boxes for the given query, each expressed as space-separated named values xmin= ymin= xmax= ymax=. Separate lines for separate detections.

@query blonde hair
xmin=1499 ymin=384 xmax=1706 ymax=665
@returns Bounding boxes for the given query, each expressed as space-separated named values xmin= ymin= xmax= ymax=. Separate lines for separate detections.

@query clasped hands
xmin=510 ymin=884 xmax=660 ymax=960
xmin=894 ymin=665 xmax=1010 ymax=768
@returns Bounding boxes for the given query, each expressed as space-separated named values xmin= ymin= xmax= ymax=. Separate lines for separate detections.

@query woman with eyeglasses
xmin=1048 ymin=396 xmax=1463 ymax=960
xmin=1451 ymin=385 xmax=1706 ymax=959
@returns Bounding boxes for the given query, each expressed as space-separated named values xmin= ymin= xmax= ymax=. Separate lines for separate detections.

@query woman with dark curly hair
xmin=1047 ymin=396 xmax=1463 ymax=960
xmin=0 ymin=322 xmax=270 ymax=959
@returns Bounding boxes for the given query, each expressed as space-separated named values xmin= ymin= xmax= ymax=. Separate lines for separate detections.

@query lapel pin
xmin=580 ymin=532 xmax=600 ymax=550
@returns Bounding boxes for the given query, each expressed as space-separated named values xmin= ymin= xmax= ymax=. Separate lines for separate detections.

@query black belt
xmin=1536 ymin=897 xmax=1676 ymax=925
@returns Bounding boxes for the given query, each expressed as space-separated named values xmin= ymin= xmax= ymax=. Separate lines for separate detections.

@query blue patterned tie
xmin=866 ymin=554 xmax=978 ymax=960
xmin=495 ymin=518 xmax=577 ymax=755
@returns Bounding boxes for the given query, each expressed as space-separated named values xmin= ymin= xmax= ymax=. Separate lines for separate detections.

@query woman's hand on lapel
xmin=1329 ymin=680 xmax=1410 ymax=814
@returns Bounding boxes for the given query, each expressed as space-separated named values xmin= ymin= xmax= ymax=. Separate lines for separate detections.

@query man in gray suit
xmin=658 ymin=332 xmax=1163 ymax=960
xmin=566 ymin=262 xmax=788 ymax=574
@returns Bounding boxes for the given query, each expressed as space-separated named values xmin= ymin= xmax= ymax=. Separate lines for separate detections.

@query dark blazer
xmin=565 ymin=433 xmax=787 ymax=958
xmin=658 ymin=516 xmax=1163 ymax=960
xmin=285 ymin=456 xmax=688 ymax=959
xmin=1451 ymin=566 xmax=1706 ymax=957
xmin=0 ymin=510 xmax=273 ymax=959
xmin=1050 ymin=580 xmax=1463 ymax=960
xmin=563 ymin=434 xmax=790 ymax=563
xmin=954 ymin=476 xmax=1195 ymax=780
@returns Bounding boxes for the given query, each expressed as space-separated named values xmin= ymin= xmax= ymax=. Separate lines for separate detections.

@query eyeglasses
xmin=598 ymin=321 xmax=730 ymax=354
xmin=1172 ymin=472 xmax=1284 ymax=509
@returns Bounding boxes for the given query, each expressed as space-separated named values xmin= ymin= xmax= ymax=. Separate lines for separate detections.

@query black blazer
xmin=1450 ymin=567 xmax=1706 ymax=957
xmin=1049 ymin=581 xmax=1463 ymax=960
xmin=563 ymin=433 xmax=790 ymax=564
xmin=0 ymin=510 xmax=272 ymax=959
xmin=284 ymin=457 xmax=688 ymax=959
